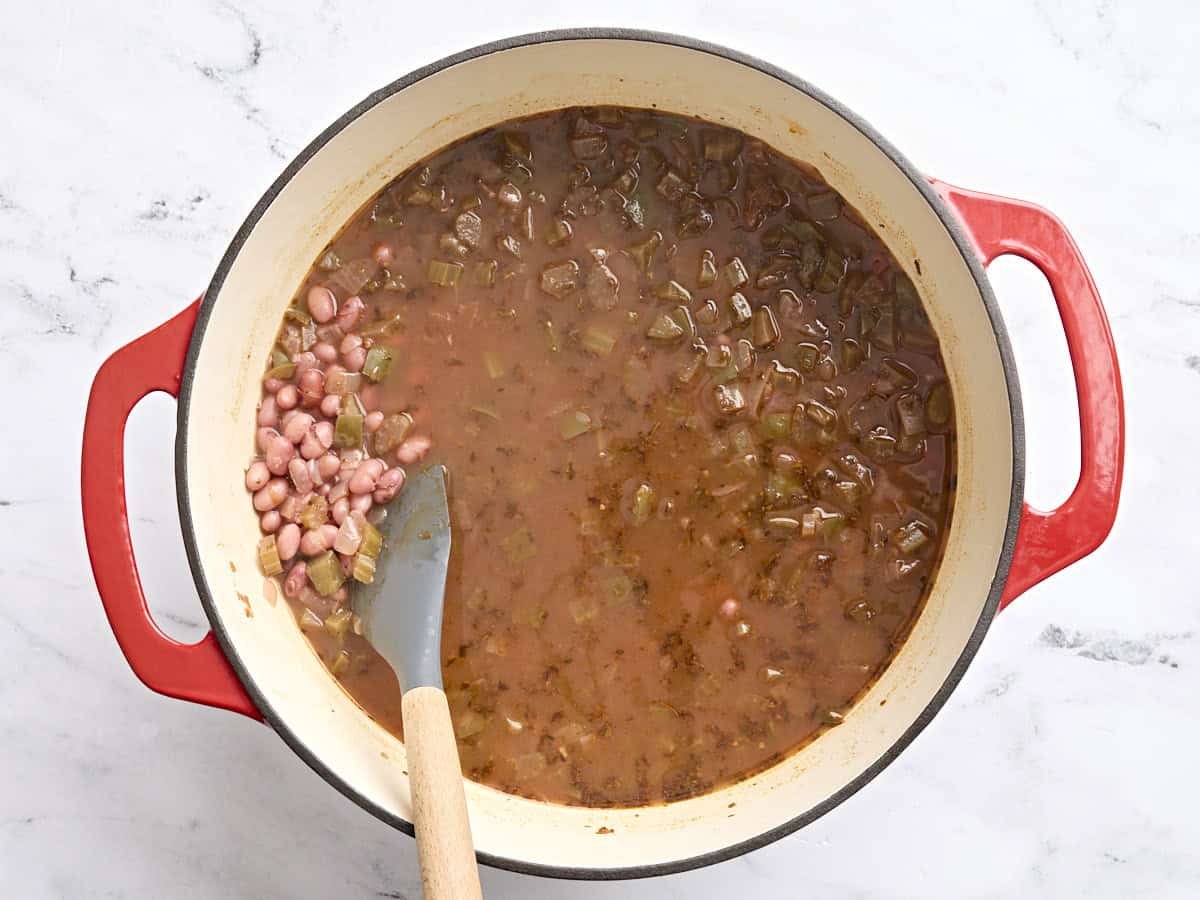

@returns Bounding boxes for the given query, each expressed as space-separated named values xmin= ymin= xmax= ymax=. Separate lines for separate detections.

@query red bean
xmin=320 ymin=394 xmax=341 ymax=418
xmin=283 ymin=411 xmax=315 ymax=445
xmin=288 ymin=457 xmax=313 ymax=494
xmin=373 ymin=467 xmax=406 ymax=504
xmin=253 ymin=478 xmax=289 ymax=511
xmin=335 ymin=295 xmax=364 ymax=332
xmin=260 ymin=510 xmax=281 ymax=533
xmin=276 ymin=384 xmax=299 ymax=410
xmin=298 ymin=368 xmax=325 ymax=406
xmin=372 ymin=243 xmax=394 ymax=267
xmin=293 ymin=351 xmax=319 ymax=374
xmin=349 ymin=458 xmax=385 ymax=494
xmin=344 ymin=346 xmax=367 ymax=373
xmin=257 ymin=396 xmax=279 ymax=428
xmin=307 ymin=285 xmax=337 ymax=324
xmin=350 ymin=493 xmax=373 ymax=516
xmin=283 ymin=561 xmax=307 ymax=598
xmin=317 ymin=453 xmax=341 ymax=481
xmin=364 ymin=411 xmax=384 ymax=433
xmin=299 ymin=528 xmax=329 ymax=556
xmin=277 ymin=523 xmax=301 ymax=561
xmin=313 ymin=341 xmax=338 ymax=364
xmin=245 ymin=460 xmax=271 ymax=491
xmin=265 ymin=435 xmax=294 ymax=476
xmin=395 ymin=435 xmax=432 ymax=465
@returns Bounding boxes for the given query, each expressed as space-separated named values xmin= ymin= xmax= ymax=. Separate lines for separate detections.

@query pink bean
xmin=332 ymin=583 xmax=350 ymax=603
xmin=333 ymin=513 xmax=363 ymax=555
xmin=253 ymin=478 xmax=289 ymax=511
xmin=350 ymin=493 xmax=373 ymax=516
xmin=288 ymin=457 xmax=313 ymax=494
xmin=276 ymin=384 xmax=299 ymax=410
xmin=257 ymin=427 xmax=280 ymax=452
xmin=320 ymin=394 xmax=341 ymax=418
xmin=719 ymin=598 xmax=740 ymax=620
xmin=317 ymin=453 xmax=341 ymax=481
xmin=360 ymin=384 xmax=380 ymax=412
xmin=338 ymin=553 xmax=355 ymax=578
xmin=245 ymin=460 xmax=270 ymax=491
xmin=283 ymin=562 xmax=307 ymax=598
xmin=298 ymin=368 xmax=325 ymax=406
xmin=314 ymin=421 xmax=334 ymax=449
xmin=319 ymin=483 xmax=331 ymax=497
xmin=372 ymin=467 xmax=406 ymax=504
xmin=300 ymin=428 xmax=324 ymax=460
xmin=348 ymin=458 xmax=385 ymax=494
xmin=307 ymin=285 xmax=337 ymax=324
xmin=320 ymin=523 xmax=340 ymax=546
xmin=313 ymin=341 xmax=338 ymax=364
xmin=307 ymin=458 xmax=324 ymax=487
xmin=299 ymin=528 xmax=329 ymax=556
xmin=264 ymin=377 xmax=285 ymax=394
xmin=395 ymin=435 xmax=432 ymax=465
xmin=257 ymin=396 xmax=279 ymax=428
xmin=343 ymin=346 xmax=366 ymax=373
xmin=339 ymin=333 xmax=363 ymax=356
xmin=264 ymin=434 xmax=294 ymax=476
xmin=335 ymin=295 xmax=365 ymax=332
xmin=276 ymin=523 xmax=301 ymax=561
xmin=364 ymin=411 xmax=384 ymax=433
xmin=260 ymin=510 xmax=281 ymax=533
xmin=331 ymin=497 xmax=350 ymax=525
xmin=373 ymin=243 xmax=394 ymax=267
xmin=279 ymin=492 xmax=306 ymax=522
xmin=293 ymin=351 xmax=319 ymax=374
xmin=283 ymin=411 xmax=315 ymax=445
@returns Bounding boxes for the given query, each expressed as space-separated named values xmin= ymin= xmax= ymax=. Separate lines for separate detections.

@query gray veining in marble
xmin=3 ymin=1 xmax=1198 ymax=896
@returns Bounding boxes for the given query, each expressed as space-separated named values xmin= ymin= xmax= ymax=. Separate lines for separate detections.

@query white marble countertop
xmin=4 ymin=1 xmax=1197 ymax=896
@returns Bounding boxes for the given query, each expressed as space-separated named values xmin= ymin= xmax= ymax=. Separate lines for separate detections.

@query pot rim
xmin=176 ymin=27 xmax=1025 ymax=881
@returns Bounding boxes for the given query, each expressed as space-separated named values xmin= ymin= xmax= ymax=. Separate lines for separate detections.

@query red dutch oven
xmin=81 ymin=30 xmax=1123 ymax=880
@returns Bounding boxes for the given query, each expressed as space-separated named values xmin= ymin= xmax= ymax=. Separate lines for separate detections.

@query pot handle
xmin=82 ymin=301 xmax=261 ymax=719
xmin=932 ymin=181 xmax=1124 ymax=609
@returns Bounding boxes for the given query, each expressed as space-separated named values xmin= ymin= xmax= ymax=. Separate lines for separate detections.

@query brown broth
xmin=264 ymin=107 xmax=955 ymax=807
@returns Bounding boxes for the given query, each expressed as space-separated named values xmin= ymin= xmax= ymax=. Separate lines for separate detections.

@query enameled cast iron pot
xmin=81 ymin=30 xmax=1124 ymax=880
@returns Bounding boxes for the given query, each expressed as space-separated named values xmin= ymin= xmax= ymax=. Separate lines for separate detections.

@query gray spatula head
xmin=352 ymin=465 xmax=451 ymax=694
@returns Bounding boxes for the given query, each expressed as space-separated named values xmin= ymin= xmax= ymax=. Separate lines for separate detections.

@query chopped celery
xmin=630 ymin=483 xmax=655 ymax=525
xmin=546 ymin=218 xmax=573 ymax=247
xmin=362 ymin=346 xmax=392 ymax=382
xmin=473 ymin=258 xmax=498 ymax=287
xmin=728 ymin=292 xmax=752 ymax=327
xmin=299 ymin=495 xmax=330 ymax=531
xmin=334 ymin=395 xmax=365 ymax=449
xmin=258 ymin=535 xmax=282 ymax=576
xmin=270 ymin=346 xmax=291 ymax=367
xmin=358 ymin=520 xmax=383 ymax=559
xmin=695 ymin=299 xmax=720 ymax=325
xmin=646 ymin=313 xmax=684 ymax=341
xmin=299 ymin=608 xmax=323 ymax=631
xmin=702 ymin=130 xmax=743 ymax=161
xmin=329 ymin=649 xmax=351 ymax=676
xmin=796 ymin=342 xmax=819 ymax=372
xmin=668 ymin=306 xmax=695 ymax=340
xmin=324 ymin=608 xmax=354 ymax=640
xmin=815 ymin=243 xmax=847 ymax=292
xmin=581 ymin=325 xmax=616 ymax=356
xmin=560 ymin=410 xmax=592 ymax=440
xmin=734 ymin=339 xmax=755 ymax=373
xmin=655 ymin=280 xmax=691 ymax=304
xmin=372 ymin=412 xmax=413 ymax=454
xmin=698 ymin=249 xmax=717 ymax=287
xmin=759 ymin=412 xmax=791 ymax=440
xmin=539 ymin=260 xmax=580 ymax=298
xmin=926 ymin=382 xmax=951 ymax=427
xmin=500 ymin=528 xmax=537 ymax=563
xmin=264 ymin=362 xmax=297 ymax=381
xmin=283 ymin=306 xmax=312 ymax=327
xmin=723 ymin=257 xmax=749 ymax=289
xmin=317 ymin=249 xmax=342 ymax=272
xmin=623 ymin=231 xmax=662 ymax=273
xmin=805 ymin=401 xmax=837 ymax=429
xmin=325 ymin=370 xmax=363 ymax=395
xmin=497 ymin=233 xmax=521 ymax=258
xmin=752 ymin=306 xmax=781 ymax=348
xmin=766 ymin=515 xmax=801 ymax=532
xmin=840 ymin=338 xmax=865 ymax=372
xmin=713 ymin=384 xmax=746 ymax=416
xmin=895 ymin=521 xmax=929 ymax=553
xmin=483 ymin=351 xmax=505 ymax=380
xmin=307 ymin=550 xmax=344 ymax=596
xmin=350 ymin=552 xmax=376 ymax=585
xmin=428 ymin=259 xmax=464 ymax=287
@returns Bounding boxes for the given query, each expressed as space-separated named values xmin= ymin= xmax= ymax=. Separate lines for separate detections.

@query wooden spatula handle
xmin=401 ymin=685 xmax=483 ymax=900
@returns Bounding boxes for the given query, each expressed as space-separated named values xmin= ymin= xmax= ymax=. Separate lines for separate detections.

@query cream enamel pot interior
xmin=82 ymin=30 xmax=1124 ymax=880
